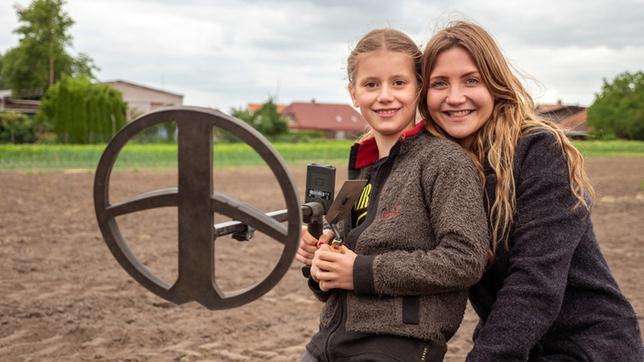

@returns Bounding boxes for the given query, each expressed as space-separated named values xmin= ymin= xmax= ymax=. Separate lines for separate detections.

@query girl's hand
xmin=312 ymin=244 xmax=357 ymax=291
xmin=295 ymin=226 xmax=334 ymax=266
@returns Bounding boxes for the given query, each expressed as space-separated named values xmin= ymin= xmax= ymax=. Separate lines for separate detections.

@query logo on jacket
xmin=381 ymin=204 xmax=401 ymax=220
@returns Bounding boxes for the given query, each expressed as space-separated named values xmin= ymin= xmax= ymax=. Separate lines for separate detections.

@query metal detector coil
xmin=94 ymin=106 xmax=301 ymax=310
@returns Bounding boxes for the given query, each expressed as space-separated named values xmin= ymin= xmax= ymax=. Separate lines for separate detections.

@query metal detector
xmin=94 ymin=106 xmax=360 ymax=310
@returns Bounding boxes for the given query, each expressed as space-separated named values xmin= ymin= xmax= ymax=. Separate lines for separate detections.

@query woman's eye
xmin=430 ymin=80 xmax=447 ymax=88
xmin=465 ymin=78 xmax=480 ymax=85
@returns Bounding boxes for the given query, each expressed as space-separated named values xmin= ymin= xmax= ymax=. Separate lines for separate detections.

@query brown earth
xmin=1 ymin=158 xmax=642 ymax=361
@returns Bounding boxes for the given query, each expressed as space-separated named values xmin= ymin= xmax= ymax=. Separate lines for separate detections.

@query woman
xmin=419 ymin=20 xmax=642 ymax=361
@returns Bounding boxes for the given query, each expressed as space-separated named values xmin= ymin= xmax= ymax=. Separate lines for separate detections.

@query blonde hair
xmin=347 ymin=28 xmax=423 ymax=141
xmin=418 ymin=21 xmax=594 ymax=259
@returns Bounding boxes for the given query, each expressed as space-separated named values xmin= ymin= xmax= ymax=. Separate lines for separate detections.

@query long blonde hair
xmin=347 ymin=28 xmax=423 ymax=141
xmin=418 ymin=21 xmax=594 ymax=258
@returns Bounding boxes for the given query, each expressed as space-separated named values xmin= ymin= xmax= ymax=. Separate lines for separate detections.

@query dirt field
xmin=1 ymin=158 xmax=642 ymax=361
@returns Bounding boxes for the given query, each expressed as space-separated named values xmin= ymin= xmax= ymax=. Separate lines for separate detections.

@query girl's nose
xmin=377 ymin=86 xmax=394 ymax=103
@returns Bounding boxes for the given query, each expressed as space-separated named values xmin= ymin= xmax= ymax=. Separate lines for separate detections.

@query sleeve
xmin=467 ymin=134 xmax=590 ymax=361
xmin=307 ymin=277 xmax=332 ymax=302
xmin=354 ymin=147 xmax=489 ymax=296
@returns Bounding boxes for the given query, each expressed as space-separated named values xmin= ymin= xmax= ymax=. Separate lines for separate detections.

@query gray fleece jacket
xmin=309 ymin=123 xmax=489 ymax=348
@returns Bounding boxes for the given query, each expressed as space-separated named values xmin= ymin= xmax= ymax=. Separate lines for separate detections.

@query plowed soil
xmin=1 ymin=158 xmax=642 ymax=361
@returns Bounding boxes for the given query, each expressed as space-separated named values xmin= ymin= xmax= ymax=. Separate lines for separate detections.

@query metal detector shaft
xmin=213 ymin=202 xmax=324 ymax=240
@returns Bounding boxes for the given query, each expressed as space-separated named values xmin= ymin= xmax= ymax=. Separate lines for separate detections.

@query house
xmin=103 ymin=80 xmax=184 ymax=121
xmin=0 ymin=89 xmax=40 ymax=115
xmin=247 ymin=102 xmax=287 ymax=114
xmin=281 ymin=100 xmax=368 ymax=139
xmin=536 ymin=100 xmax=589 ymax=139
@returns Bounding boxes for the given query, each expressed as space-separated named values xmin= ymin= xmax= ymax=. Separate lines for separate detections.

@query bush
xmin=36 ymin=76 xmax=127 ymax=143
xmin=271 ymin=131 xmax=327 ymax=143
xmin=0 ymin=111 xmax=37 ymax=143
xmin=229 ymin=98 xmax=289 ymax=140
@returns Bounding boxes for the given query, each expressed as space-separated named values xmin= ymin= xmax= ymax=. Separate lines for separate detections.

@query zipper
xmin=346 ymin=146 xmax=397 ymax=247
xmin=321 ymin=140 xmax=401 ymax=360
xmin=323 ymin=291 xmax=345 ymax=361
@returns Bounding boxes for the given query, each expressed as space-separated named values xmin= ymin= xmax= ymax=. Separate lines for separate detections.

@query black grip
xmin=302 ymin=265 xmax=311 ymax=278
xmin=308 ymin=219 xmax=323 ymax=239
xmin=302 ymin=218 xmax=323 ymax=278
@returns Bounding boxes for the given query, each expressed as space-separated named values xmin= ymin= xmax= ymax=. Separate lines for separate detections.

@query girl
xmin=418 ymin=21 xmax=643 ymax=361
xmin=297 ymin=28 xmax=489 ymax=362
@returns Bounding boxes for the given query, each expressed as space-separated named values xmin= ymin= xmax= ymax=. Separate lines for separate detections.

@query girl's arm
xmin=353 ymin=148 xmax=489 ymax=296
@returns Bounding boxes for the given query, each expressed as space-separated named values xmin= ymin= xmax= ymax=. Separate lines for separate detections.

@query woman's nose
xmin=446 ymin=85 xmax=466 ymax=105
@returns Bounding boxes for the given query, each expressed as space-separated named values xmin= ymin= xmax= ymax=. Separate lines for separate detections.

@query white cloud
xmin=1 ymin=0 xmax=642 ymax=110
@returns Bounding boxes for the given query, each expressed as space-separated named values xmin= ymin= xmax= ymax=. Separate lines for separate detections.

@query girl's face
xmin=349 ymin=49 xmax=418 ymax=140
xmin=426 ymin=47 xmax=494 ymax=148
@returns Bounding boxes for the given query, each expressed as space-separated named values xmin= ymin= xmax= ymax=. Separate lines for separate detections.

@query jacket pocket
xmin=402 ymin=296 xmax=420 ymax=324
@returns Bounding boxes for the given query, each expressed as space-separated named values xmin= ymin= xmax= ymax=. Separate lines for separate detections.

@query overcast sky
xmin=1 ymin=0 xmax=642 ymax=112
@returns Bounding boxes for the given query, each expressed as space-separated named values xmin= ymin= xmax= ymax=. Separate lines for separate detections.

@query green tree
xmin=229 ymin=99 xmax=288 ymax=140
xmin=37 ymin=76 xmax=127 ymax=143
xmin=252 ymin=99 xmax=288 ymax=137
xmin=1 ymin=0 xmax=96 ymax=99
xmin=0 ymin=52 xmax=7 ymax=89
xmin=0 ymin=111 xmax=37 ymax=143
xmin=587 ymin=71 xmax=644 ymax=140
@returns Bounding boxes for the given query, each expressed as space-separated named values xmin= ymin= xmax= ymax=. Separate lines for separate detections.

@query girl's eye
xmin=393 ymin=79 xmax=407 ymax=87
xmin=364 ymin=81 xmax=378 ymax=88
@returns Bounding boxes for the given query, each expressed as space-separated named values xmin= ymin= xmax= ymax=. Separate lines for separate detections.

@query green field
xmin=570 ymin=140 xmax=644 ymax=157
xmin=0 ymin=140 xmax=642 ymax=170
xmin=0 ymin=141 xmax=354 ymax=170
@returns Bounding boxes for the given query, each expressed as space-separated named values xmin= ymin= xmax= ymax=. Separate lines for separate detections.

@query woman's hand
xmin=312 ymin=244 xmax=357 ymax=291
xmin=295 ymin=225 xmax=334 ymax=266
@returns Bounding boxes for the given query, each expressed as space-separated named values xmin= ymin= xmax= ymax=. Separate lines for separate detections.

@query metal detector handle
xmin=302 ymin=163 xmax=335 ymax=278
xmin=302 ymin=215 xmax=323 ymax=278
xmin=308 ymin=218 xmax=323 ymax=239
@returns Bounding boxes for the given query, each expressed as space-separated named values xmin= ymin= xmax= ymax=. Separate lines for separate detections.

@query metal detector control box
xmin=305 ymin=163 xmax=336 ymax=214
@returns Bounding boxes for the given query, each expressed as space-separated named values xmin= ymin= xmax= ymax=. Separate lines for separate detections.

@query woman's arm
xmin=467 ymin=133 xmax=589 ymax=361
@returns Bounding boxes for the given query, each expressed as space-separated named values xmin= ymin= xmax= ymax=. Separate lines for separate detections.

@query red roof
xmin=248 ymin=103 xmax=287 ymax=114
xmin=536 ymin=103 xmax=564 ymax=113
xmin=282 ymin=101 xmax=368 ymax=132
xmin=559 ymin=109 xmax=588 ymax=132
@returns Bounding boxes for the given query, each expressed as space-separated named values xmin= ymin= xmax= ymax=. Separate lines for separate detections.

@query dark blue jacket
xmin=468 ymin=129 xmax=642 ymax=361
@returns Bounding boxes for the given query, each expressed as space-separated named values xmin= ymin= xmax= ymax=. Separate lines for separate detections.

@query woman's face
xmin=425 ymin=47 xmax=494 ymax=148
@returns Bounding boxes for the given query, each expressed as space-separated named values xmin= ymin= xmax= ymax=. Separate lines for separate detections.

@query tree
xmin=0 ymin=52 xmax=7 ymax=89
xmin=587 ymin=71 xmax=644 ymax=140
xmin=0 ymin=111 xmax=37 ymax=143
xmin=229 ymin=99 xmax=288 ymax=139
xmin=37 ymin=76 xmax=127 ymax=143
xmin=252 ymin=99 xmax=289 ymax=137
xmin=1 ymin=0 xmax=96 ymax=99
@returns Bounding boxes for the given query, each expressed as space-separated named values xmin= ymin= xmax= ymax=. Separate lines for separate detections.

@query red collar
xmin=355 ymin=120 xmax=427 ymax=169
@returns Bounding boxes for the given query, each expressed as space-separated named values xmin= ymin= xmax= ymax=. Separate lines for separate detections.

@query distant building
xmin=0 ymin=89 xmax=40 ymax=115
xmin=103 ymin=80 xmax=184 ymax=121
xmin=255 ymin=100 xmax=367 ymax=139
xmin=247 ymin=102 xmax=287 ymax=114
xmin=536 ymin=100 xmax=589 ymax=139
